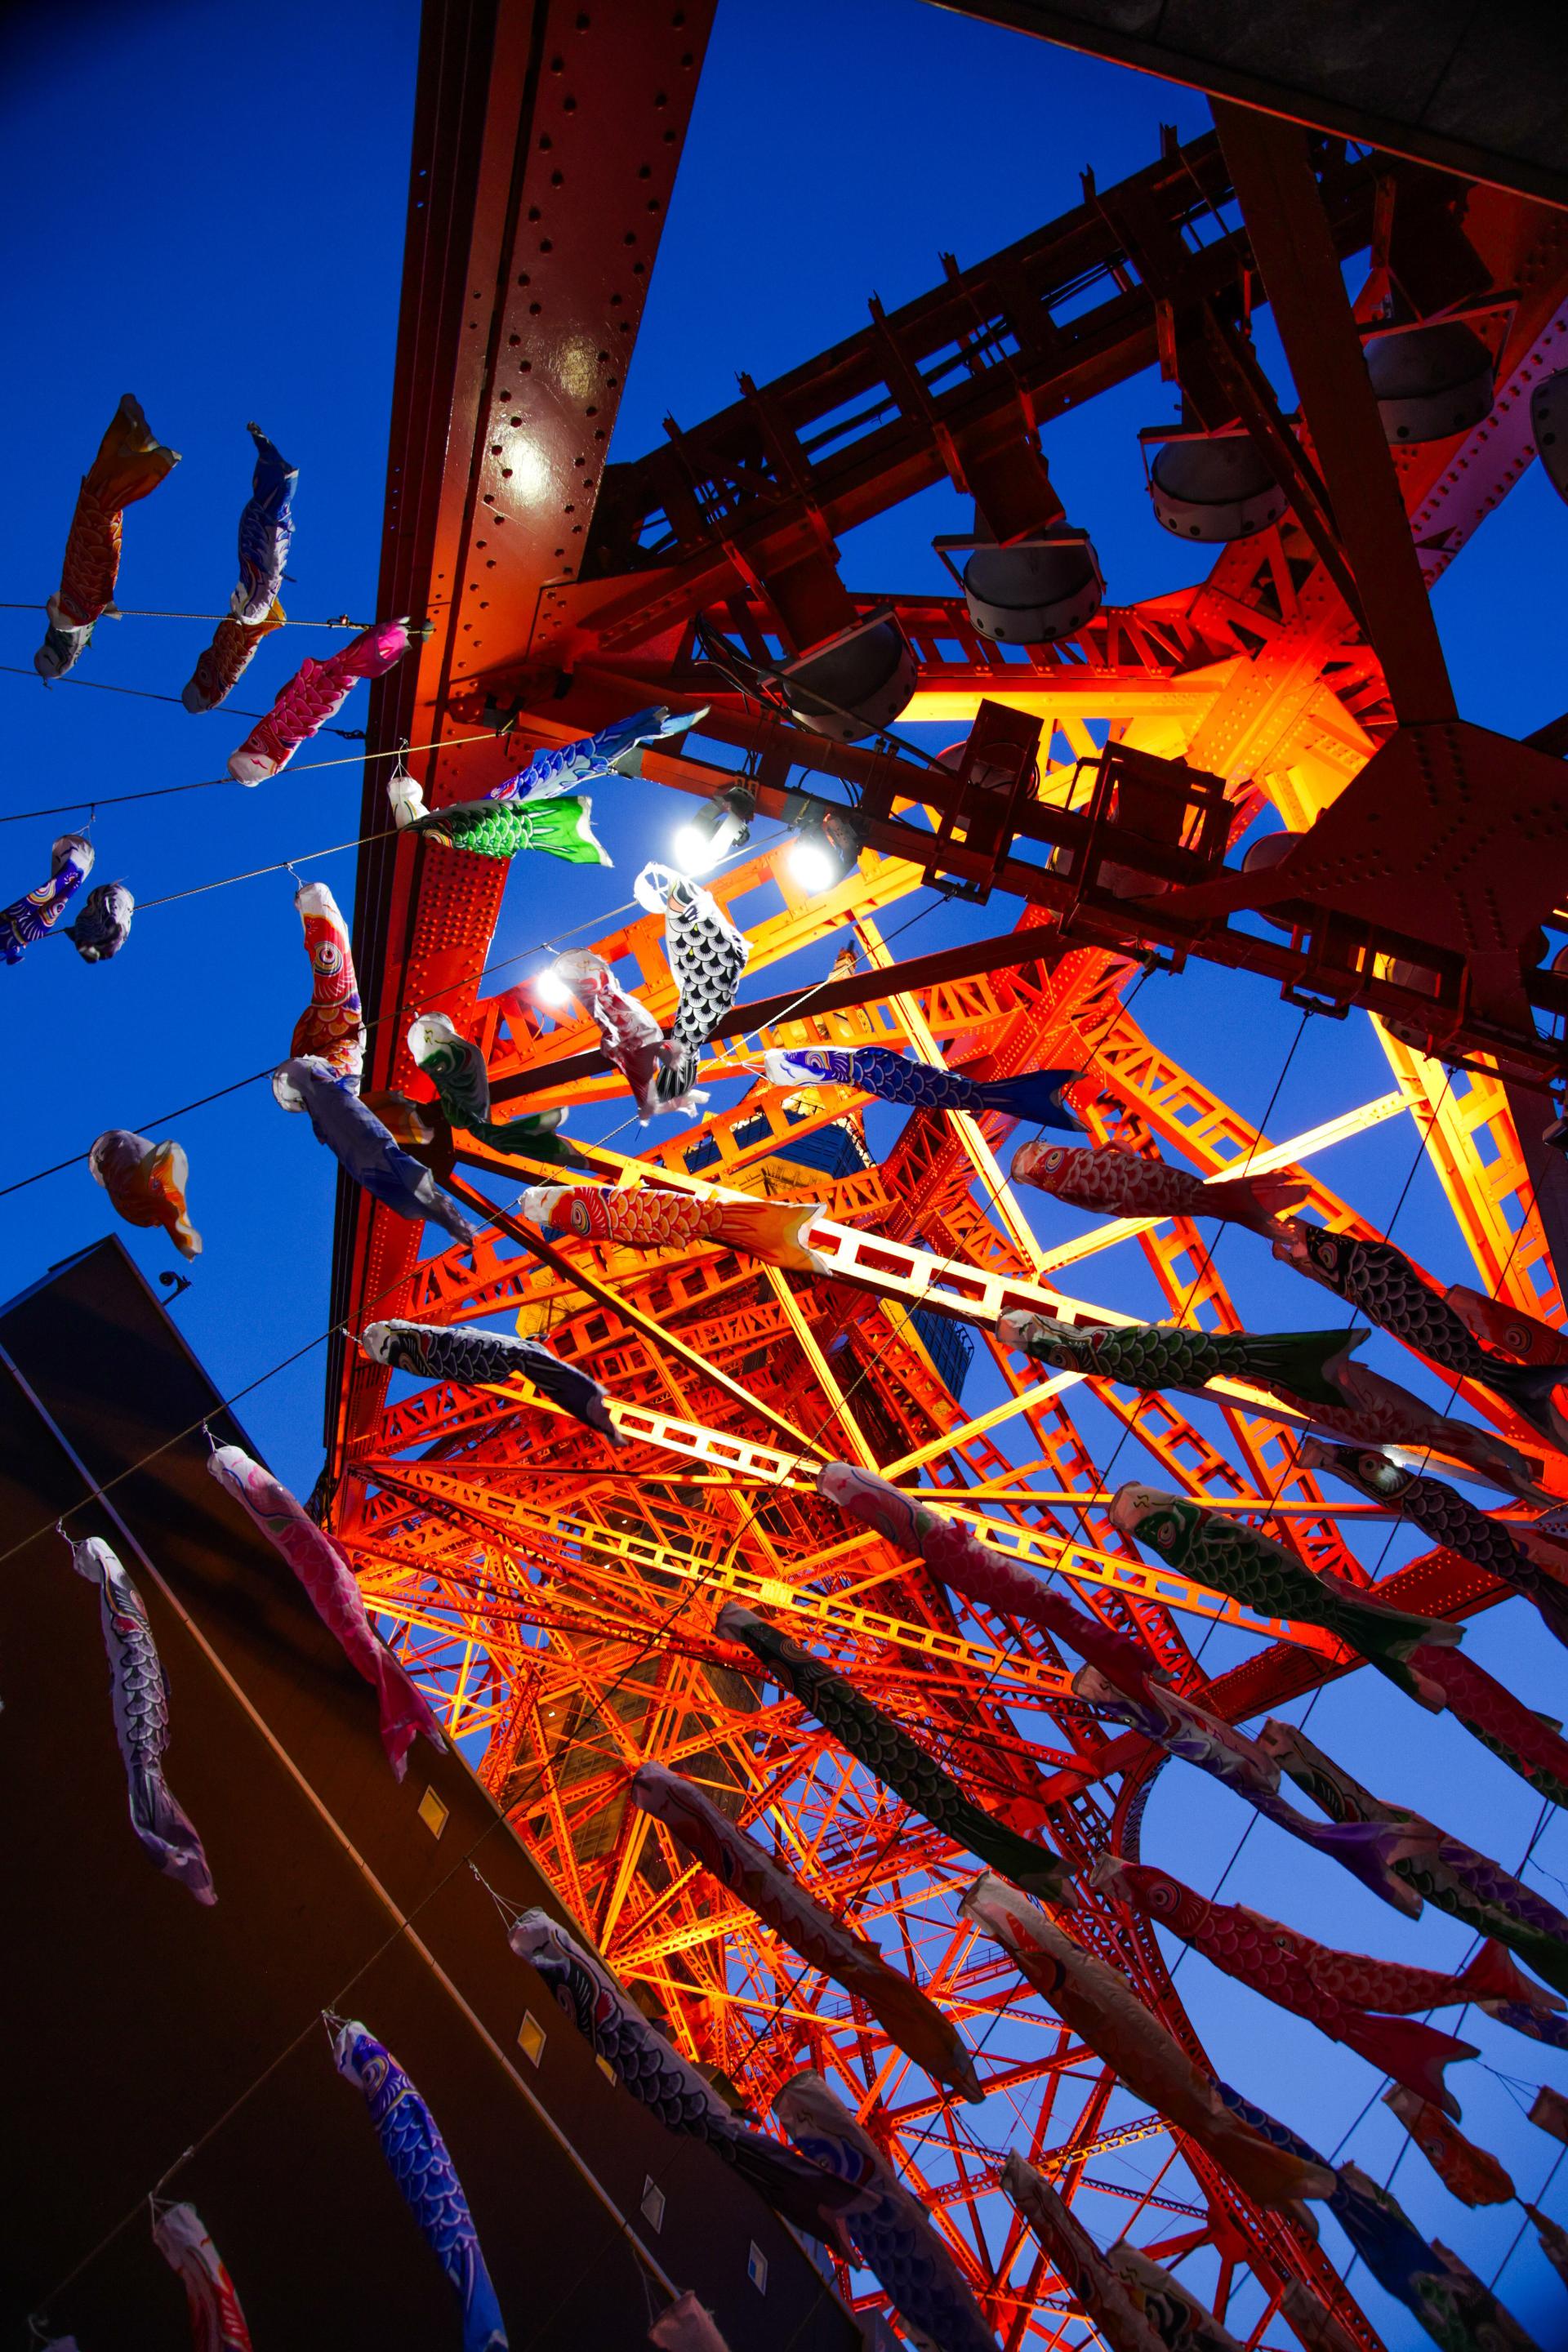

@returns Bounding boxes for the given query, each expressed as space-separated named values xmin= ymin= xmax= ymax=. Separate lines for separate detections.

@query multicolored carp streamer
xmin=630 ymin=1759 xmax=980 ymax=2099
xmin=522 ymin=1179 xmax=827 ymax=1276
xmin=1110 ymin=1481 xmax=1459 ymax=1709
xmin=814 ymin=1459 xmax=1161 ymax=1693
xmin=1216 ymin=2083 xmax=1543 ymax=2352
xmin=1105 ymin=2239 xmax=1245 ymax=2352
xmin=228 ymin=618 xmax=408 ymax=784
xmin=772 ymin=2069 xmax=999 ymax=2352
xmin=359 ymin=1318 xmax=624 ymax=1449
xmin=509 ymin=1909 xmax=861 ymax=2243
xmin=67 ymin=1535 xmax=214 ymax=1904
xmin=546 ymin=949 xmax=699 ymax=1118
xmin=1011 ymin=1139 xmax=1304 ymax=1234
xmin=499 ymin=705 xmax=702 ymax=801
xmin=278 ymin=1057 xmax=477 ymax=1245
xmin=181 ymin=606 xmax=283 ymax=714
xmin=1000 ymin=1308 xmax=1361 ymax=1408
xmin=388 ymin=768 xmax=608 ymax=866
xmin=207 ymin=1441 xmax=446 ymax=1779
xmin=1383 ymin=2086 xmax=1515 ymax=2205
xmin=1000 ymin=2153 xmax=1168 ymax=2352
xmin=1093 ymin=1857 xmax=1482 ymax=2114
xmin=406 ymin=1012 xmax=576 ymax=1167
xmin=1263 ymin=1718 xmax=1568 ymax=1994
xmin=1277 ymin=1218 xmax=1568 ymax=1452
xmin=150 ymin=2202 xmax=252 ymax=2352
xmin=37 ymin=394 xmax=179 ymax=678
xmin=2 ymin=831 xmax=93 ymax=963
xmin=65 ymin=879 xmax=135 ymax=963
xmin=1294 ymin=1356 xmax=1551 ymax=1502
xmin=635 ymin=862 xmax=749 ymax=1051
xmin=720 ymin=1604 xmax=1075 ymax=1905
xmin=959 ymin=1874 xmax=1333 ymax=2208
xmin=1302 ymin=1436 xmax=1568 ymax=1648
xmin=229 ymin=424 xmax=296 ymax=623
xmin=90 ymin=1127 xmax=202 ymax=1258
xmin=647 ymin=2292 xmax=733 ymax=2352
xmin=271 ymin=882 xmax=365 ymax=1103
xmin=764 ymin=1043 xmax=1082 ymax=1129
xmin=332 ymin=2020 xmax=507 ymax=2351
xmin=1277 ymin=2280 xmax=1365 ymax=2352
xmin=1074 ymin=1665 xmax=1421 ymax=1912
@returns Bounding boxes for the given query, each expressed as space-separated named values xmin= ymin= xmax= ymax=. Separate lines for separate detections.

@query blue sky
xmin=3 ymin=1 xmax=1568 ymax=2341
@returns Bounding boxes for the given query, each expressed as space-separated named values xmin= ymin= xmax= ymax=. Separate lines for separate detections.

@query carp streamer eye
xmin=568 ymin=1198 xmax=593 ymax=1235
xmin=1043 ymin=1148 xmax=1065 ymax=1169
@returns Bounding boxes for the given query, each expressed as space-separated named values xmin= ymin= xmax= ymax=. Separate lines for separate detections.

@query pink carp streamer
xmin=960 ymin=1873 xmax=1336 ymax=2211
xmin=631 ymin=1760 xmax=980 ymax=2100
xmin=227 ymin=619 xmax=408 ymax=783
xmin=522 ymin=1179 xmax=827 ymax=1274
xmin=1094 ymin=1857 xmax=1496 ymax=2114
xmin=815 ymin=1460 xmax=1160 ymax=1691
xmin=206 ymin=1442 xmax=445 ymax=1779
xmin=151 ymin=2203 xmax=252 ymax=2352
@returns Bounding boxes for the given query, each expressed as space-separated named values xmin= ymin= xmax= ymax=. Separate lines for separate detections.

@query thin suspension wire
xmin=0 ymin=724 xmax=501 ymax=824
xmin=0 ymin=600 xmax=370 ymax=628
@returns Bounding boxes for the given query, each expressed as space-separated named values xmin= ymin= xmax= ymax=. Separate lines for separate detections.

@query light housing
xmin=933 ymin=526 xmax=1102 ymax=644
xmin=1144 ymin=430 xmax=1286 ymax=543
xmin=1365 ymin=319 xmax=1494 ymax=445
xmin=786 ymin=804 xmax=862 ymax=893
xmin=780 ymin=613 xmax=915 ymax=743
xmin=672 ymin=784 xmax=756 ymax=875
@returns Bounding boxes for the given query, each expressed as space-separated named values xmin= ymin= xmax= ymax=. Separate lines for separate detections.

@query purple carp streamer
xmin=67 ymin=1535 xmax=214 ymax=1904
xmin=772 ymin=2069 xmax=1000 ymax=2352
xmin=1000 ymin=2154 xmax=1168 ymax=2352
xmin=2 ymin=831 xmax=93 ymax=964
xmin=1073 ymin=1666 xmax=1419 ymax=1911
xmin=509 ymin=1908 xmax=860 ymax=2243
xmin=229 ymin=424 xmax=296 ymax=623
xmin=630 ymin=1759 xmax=979 ymax=2098
xmin=1216 ymin=2084 xmax=1543 ymax=2352
xmin=959 ymin=1874 xmax=1334 ymax=2209
xmin=279 ymin=1056 xmax=477 ymax=1245
xmin=764 ymin=1043 xmax=1082 ymax=1128
xmin=332 ymin=2019 xmax=508 ymax=2351
xmin=1263 ymin=1717 xmax=1568 ymax=1995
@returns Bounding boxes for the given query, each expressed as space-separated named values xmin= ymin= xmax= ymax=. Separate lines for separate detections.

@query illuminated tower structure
xmin=323 ymin=7 xmax=1568 ymax=2344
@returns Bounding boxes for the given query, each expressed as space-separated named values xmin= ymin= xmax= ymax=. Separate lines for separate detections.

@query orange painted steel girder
xmin=323 ymin=19 xmax=1568 ymax=2345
